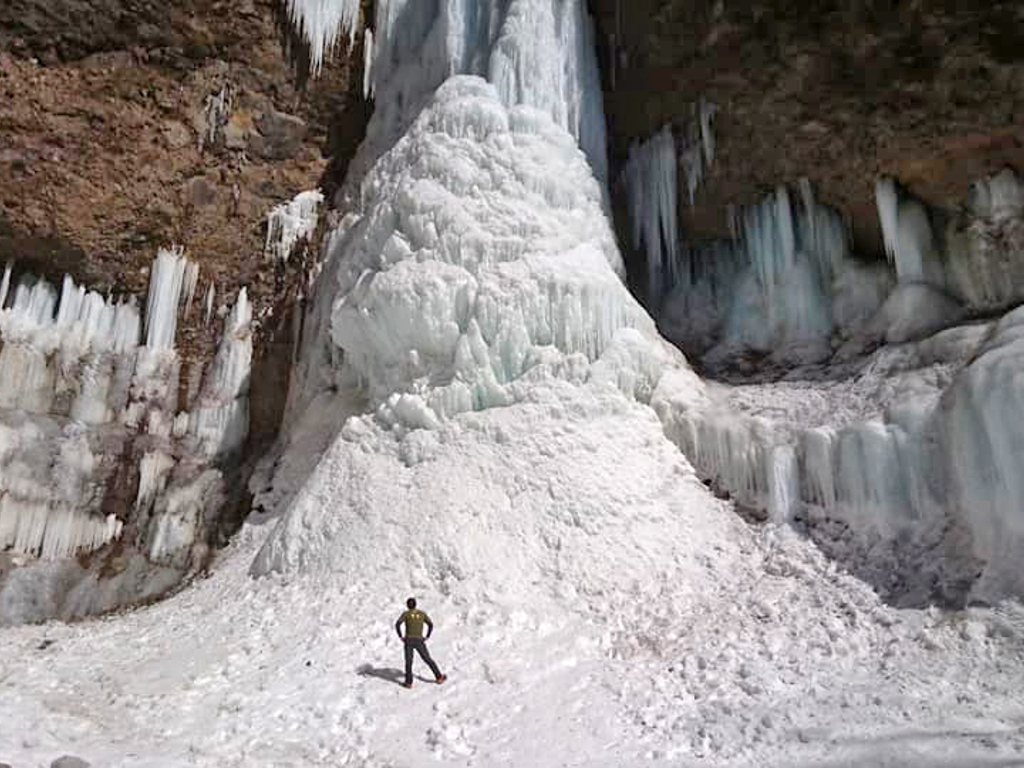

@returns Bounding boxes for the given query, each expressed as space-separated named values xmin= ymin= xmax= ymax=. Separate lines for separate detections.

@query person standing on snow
xmin=395 ymin=597 xmax=446 ymax=688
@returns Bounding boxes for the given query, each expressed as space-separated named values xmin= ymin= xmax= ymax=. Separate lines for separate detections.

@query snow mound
xmin=253 ymin=378 xmax=724 ymax=597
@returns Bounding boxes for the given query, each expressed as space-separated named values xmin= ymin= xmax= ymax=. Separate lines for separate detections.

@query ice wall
xmin=660 ymin=182 xmax=891 ymax=366
xmin=0 ymin=248 xmax=255 ymax=623
xmin=357 ymin=0 xmax=607 ymax=182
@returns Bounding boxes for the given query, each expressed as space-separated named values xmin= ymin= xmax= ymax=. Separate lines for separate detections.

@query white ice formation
xmin=264 ymin=190 xmax=324 ymax=263
xmin=284 ymin=0 xmax=362 ymax=77
xmin=254 ymin=0 xmax=1024 ymax=612
xmin=620 ymin=100 xmax=717 ymax=303
xmin=0 ymin=246 xmax=254 ymax=622
xmin=622 ymin=126 xmax=679 ymax=302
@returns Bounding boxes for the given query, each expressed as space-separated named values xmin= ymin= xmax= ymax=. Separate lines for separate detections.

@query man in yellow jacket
xmin=395 ymin=597 xmax=446 ymax=688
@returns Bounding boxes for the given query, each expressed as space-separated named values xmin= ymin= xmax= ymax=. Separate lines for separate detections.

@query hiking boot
xmin=435 ymin=674 xmax=447 ymax=684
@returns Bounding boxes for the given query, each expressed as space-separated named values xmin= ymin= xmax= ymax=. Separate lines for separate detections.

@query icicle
xmin=875 ymin=178 xmax=901 ymax=268
xmin=200 ymin=86 xmax=232 ymax=150
xmin=621 ymin=125 xmax=679 ymax=302
xmin=182 ymin=262 xmax=200 ymax=318
xmin=285 ymin=0 xmax=362 ymax=77
xmin=204 ymin=283 xmax=216 ymax=326
xmin=698 ymin=99 xmax=717 ymax=168
xmin=0 ymin=262 xmax=11 ymax=309
xmin=265 ymin=190 xmax=324 ymax=262
xmin=363 ymin=28 xmax=374 ymax=99
xmin=145 ymin=247 xmax=191 ymax=350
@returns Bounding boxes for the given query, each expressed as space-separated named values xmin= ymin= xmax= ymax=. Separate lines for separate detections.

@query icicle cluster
xmin=622 ymin=126 xmax=679 ymax=303
xmin=284 ymin=0 xmax=362 ymax=77
xmin=265 ymin=190 xmax=324 ymax=263
xmin=620 ymin=101 xmax=717 ymax=304
xmin=0 ymin=263 xmax=140 ymax=355
xmin=145 ymin=248 xmax=199 ymax=350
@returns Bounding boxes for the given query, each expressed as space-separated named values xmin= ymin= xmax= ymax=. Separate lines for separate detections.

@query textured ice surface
xmin=362 ymin=0 xmax=607 ymax=182
xmin=325 ymin=77 xmax=647 ymax=420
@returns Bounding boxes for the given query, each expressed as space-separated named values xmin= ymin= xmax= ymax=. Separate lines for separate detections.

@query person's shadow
xmin=356 ymin=664 xmax=433 ymax=686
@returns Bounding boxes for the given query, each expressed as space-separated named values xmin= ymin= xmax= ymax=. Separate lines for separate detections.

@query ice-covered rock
xmin=0 ymin=245 xmax=256 ymax=623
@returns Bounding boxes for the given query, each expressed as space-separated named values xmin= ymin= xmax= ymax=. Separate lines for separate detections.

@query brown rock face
xmin=0 ymin=0 xmax=370 ymax=445
xmin=589 ymin=0 xmax=1024 ymax=266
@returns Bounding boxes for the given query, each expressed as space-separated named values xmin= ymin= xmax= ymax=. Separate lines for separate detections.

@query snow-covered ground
xmin=3 ymin=379 xmax=1024 ymax=767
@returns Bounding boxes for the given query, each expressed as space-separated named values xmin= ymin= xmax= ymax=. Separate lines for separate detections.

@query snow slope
xmin=3 ymin=378 xmax=1024 ymax=767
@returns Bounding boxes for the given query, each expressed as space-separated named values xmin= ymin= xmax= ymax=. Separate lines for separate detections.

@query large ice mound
xmin=254 ymin=75 xmax=706 ymax=577
xmin=328 ymin=77 xmax=654 ymax=421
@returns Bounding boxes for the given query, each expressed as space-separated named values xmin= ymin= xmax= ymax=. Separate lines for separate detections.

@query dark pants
xmin=404 ymin=637 xmax=441 ymax=684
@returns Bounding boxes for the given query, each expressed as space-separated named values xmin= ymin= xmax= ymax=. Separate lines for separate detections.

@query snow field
xmin=2 ymin=386 xmax=1023 ymax=766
